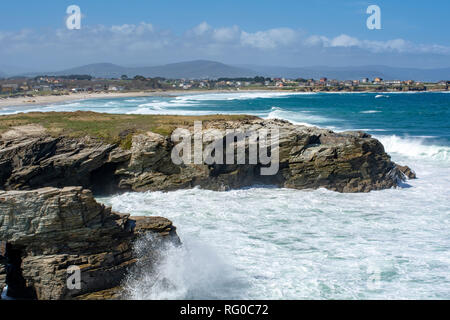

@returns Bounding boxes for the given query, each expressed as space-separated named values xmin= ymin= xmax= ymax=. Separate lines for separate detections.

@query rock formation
xmin=0 ymin=114 xmax=416 ymax=299
xmin=396 ymin=164 xmax=417 ymax=180
xmin=0 ymin=187 xmax=178 ymax=300
xmin=0 ymin=118 xmax=413 ymax=194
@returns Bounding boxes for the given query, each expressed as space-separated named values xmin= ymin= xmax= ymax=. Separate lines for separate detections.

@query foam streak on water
xmin=98 ymin=144 xmax=450 ymax=299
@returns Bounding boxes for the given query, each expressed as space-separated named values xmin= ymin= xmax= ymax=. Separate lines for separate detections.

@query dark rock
xmin=0 ymin=119 xmax=411 ymax=194
xmin=396 ymin=164 xmax=417 ymax=180
xmin=0 ymin=187 xmax=179 ymax=300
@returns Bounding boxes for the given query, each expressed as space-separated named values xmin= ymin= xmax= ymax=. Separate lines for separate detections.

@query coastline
xmin=1 ymin=89 xmax=448 ymax=110
xmin=0 ymin=90 xmax=238 ymax=109
xmin=0 ymin=91 xmax=176 ymax=109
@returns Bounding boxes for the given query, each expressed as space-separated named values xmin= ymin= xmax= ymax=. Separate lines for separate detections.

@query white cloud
xmin=241 ymin=28 xmax=298 ymax=49
xmin=0 ymin=22 xmax=449 ymax=70
xmin=188 ymin=23 xmax=240 ymax=43
xmin=110 ymin=22 xmax=154 ymax=36
xmin=111 ymin=24 xmax=136 ymax=35
xmin=364 ymin=39 xmax=410 ymax=52
xmin=304 ymin=35 xmax=328 ymax=47
xmin=213 ymin=26 xmax=240 ymax=42
xmin=330 ymin=34 xmax=360 ymax=47
xmin=191 ymin=22 xmax=211 ymax=36
xmin=304 ymin=33 xmax=450 ymax=55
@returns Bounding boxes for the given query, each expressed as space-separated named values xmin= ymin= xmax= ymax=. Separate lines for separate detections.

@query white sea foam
xmin=360 ymin=110 xmax=381 ymax=114
xmin=266 ymin=106 xmax=336 ymax=128
xmin=100 ymin=155 xmax=450 ymax=299
xmin=59 ymin=101 xmax=83 ymax=107
xmin=137 ymin=103 xmax=164 ymax=110
xmin=126 ymin=108 xmax=208 ymax=116
xmin=376 ymin=135 xmax=450 ymax=163
xmin=125 ymin=98 xmax=146 ymax=103
xmin=123 ymin=233 xmax=246 ymax=300
xmin=351 ymin=129 xmax=389 ymax=132
xmin=175 ymin=91 xmax=316 ymax=102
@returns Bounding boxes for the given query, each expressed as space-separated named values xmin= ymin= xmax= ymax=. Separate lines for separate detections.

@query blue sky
xmin=0 ymin=0 xmax=449 ymax=71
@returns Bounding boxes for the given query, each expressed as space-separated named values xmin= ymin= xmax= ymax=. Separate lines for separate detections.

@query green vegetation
xmin=0 ymin=111 xmax=258 ymax=149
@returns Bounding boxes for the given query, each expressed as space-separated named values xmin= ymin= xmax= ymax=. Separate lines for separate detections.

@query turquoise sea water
xmin=3 ymin=91 xmax=449 ymax=141
xmin=2 ymin=92 xmax=449 ymax=299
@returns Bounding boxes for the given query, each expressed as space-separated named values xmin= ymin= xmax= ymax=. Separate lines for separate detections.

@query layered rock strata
xmin=0 ymin=119 xmax=414 ymax=194
xmin=0 ymin=187 xmax=178 ymax=300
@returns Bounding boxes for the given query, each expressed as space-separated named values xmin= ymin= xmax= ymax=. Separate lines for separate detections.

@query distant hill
xmin=50 ymin=63 xmax=130 ymax=78
xmin=15 ymin=60 xmax=450 ymax=81
xmin=240 ymin=65 xmax=450 ymax=82
xmin=30 ymin=60 xmax=257 ymax=79
xmin=139 ymin=60 xmax=258 ymax=79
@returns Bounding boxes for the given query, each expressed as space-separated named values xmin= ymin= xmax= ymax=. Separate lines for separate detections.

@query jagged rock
xmin=396 ymin=164 xmax=417 ymax=180
xmin=0 ymin=187 xmax=178 ymax=300
xmin=0 ymin=118 xmax=409 ymax=193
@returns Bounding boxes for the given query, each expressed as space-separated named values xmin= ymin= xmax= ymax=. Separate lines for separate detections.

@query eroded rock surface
xmin=0 ymin=119 xmax=413 ymax=194
xmin=0 ymin=187 xmax=178 ymax=300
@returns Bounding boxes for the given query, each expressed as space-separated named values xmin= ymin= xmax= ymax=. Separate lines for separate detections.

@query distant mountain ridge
xmin=13 ymin=60 xmax=450 ymax=81
xmin=25 ymin=60 xmax=257 ymax=80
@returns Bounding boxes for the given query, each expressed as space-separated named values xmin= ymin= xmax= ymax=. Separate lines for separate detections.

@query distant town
xmin=1 ymin=74 xmax=449 ymax=98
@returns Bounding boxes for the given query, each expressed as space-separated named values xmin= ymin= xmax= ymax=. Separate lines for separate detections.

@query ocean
xmin=2 ymin=91 xmax=450 ymax=299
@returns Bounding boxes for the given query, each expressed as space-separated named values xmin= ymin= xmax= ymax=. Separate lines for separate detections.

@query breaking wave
xmin=100 ymin=174 xmax=450 ymax=299
xmin=376 ymin=135 xmax=450 ymax=163
xmin=123 ymin=233 xmax=246 ymax=300
xmin=266 ymin=106 xmax=336 ymax=128
xmin=360 ymin=110 xmax=382 ymax=114
xmin=174 ymin=91 xmax=316 ymax=102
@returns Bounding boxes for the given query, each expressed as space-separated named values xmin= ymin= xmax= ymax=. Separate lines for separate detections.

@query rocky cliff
xmin=0 ymin=187 xmax=178 ymax=300
xmin=0 ymin=113 xmax=415 ymax=299
xmin=0 ymin=116 xmax=413 ymax=194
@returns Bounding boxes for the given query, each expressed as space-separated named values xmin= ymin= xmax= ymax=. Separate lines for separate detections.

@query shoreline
xmin=0 ymin=90 xmax=189 ymax=109
xmin=0 ymin=89 xmax=448 ymax=110
xmin=0 ymin=90 xmax=251 ymax=109
xmin=0 ymin=89 xmax=273 ymax=109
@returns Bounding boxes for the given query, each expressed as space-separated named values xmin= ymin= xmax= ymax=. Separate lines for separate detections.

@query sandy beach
xmin=0 ymin=91 xmax=184 ymax=109
xmin=2 ymin=89 xmax=445 ymax=110
xmin=0 ymin=89 xmax=265 ymax=110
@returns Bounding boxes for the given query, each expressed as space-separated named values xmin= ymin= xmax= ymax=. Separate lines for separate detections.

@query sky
xmin=0 ymin=0 xmax=449 ymax=72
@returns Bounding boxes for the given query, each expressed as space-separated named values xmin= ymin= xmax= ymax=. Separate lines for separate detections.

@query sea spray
xmin=376 ymin=135 xmax=450 ymax=163
xmin=100 ymin=164 xmax=450 ymax=300
xmin=122 ymin=233 xmax=246 ymax=300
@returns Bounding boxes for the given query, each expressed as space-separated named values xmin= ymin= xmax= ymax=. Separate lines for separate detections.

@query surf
xmin=376 ymin=135 xmax=450 ymax=163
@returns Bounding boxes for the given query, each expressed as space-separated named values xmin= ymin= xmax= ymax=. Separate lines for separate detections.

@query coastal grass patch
xmin=0 ymin=111 xmax=258 ymax=148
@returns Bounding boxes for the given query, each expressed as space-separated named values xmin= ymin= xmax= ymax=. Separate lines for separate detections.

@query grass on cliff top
xmin=0 ymin=111 xmax=258 ymax=149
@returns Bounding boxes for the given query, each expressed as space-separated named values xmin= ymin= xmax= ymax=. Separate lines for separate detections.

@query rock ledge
xmin=0 ymin=187 xmax=178 ymax=300
xmin=0 ymin=118 xmax=414 ymax=194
